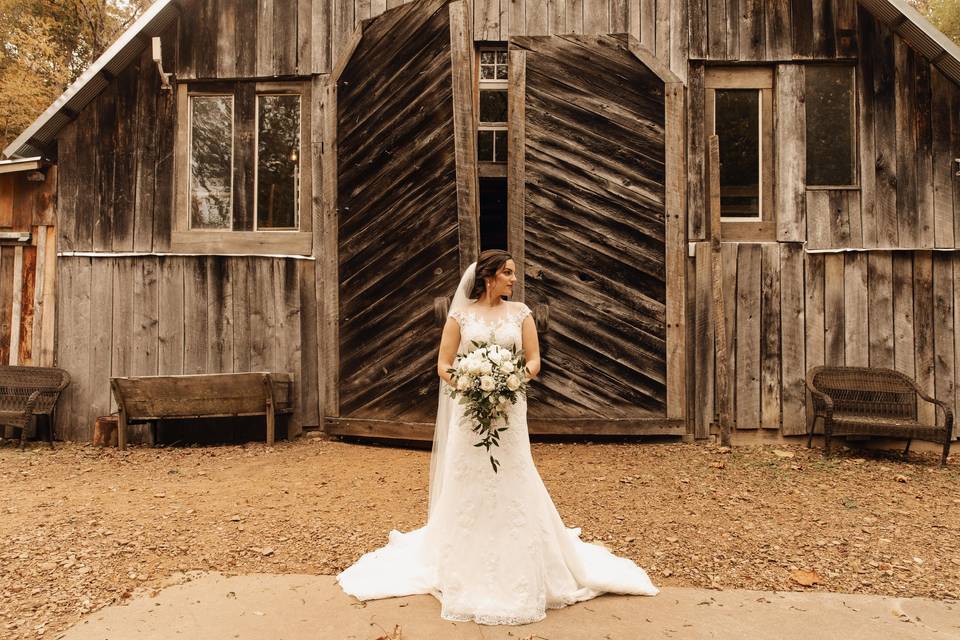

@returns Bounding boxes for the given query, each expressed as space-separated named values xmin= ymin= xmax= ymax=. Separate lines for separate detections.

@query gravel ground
xmin=1 ymin=435 xmax=958 ymax=639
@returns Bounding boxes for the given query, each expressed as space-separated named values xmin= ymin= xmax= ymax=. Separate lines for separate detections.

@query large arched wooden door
xmin=508 ymin=35 xmax=686 ymax=435
xmin=323 ymin=0 xmax=478 ymax=439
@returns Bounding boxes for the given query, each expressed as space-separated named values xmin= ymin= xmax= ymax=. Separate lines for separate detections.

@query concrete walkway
xmin=61 ymin=572 xmax=960 ymax=640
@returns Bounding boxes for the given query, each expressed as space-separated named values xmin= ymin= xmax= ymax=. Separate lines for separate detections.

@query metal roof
xmin=858 ymin=0 xmax=960 ymax=84
xmin=4 ymin=0 xmax=960 ymax=160
xmin=1 ymin=0 xmax=180 ymax=159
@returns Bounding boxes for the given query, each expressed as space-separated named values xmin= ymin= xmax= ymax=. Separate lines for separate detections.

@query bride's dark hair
xmin=469 ymin=249 xmax=513 ymax=299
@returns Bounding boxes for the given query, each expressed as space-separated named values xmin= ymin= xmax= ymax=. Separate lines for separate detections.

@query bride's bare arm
xmin=521 ymin=315 xmax=541 ymax=380
xmin=437 ymin=317 xmax=461 ymax=386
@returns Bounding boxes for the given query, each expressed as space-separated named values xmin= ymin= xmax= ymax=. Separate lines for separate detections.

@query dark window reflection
xmin=716 ymin=89 xmax=760 ymax=219
xmin=478 ymin=130 xmax=494 ymax=162
xmin=480 ymin=90 xmax=507 ymax=123
xmin=805 ymin=66 xmax=855 ymax=186
xmin=190 ymin=96 xmax=233 ymax=229
xmin=257 ymin=94 xmax=301 ymax=230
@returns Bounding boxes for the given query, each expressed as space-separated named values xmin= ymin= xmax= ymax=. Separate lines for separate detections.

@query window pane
xmin=480 ymin=65 xmax=495 ymax=80
xmin=257 ymin=94 xmax=301 ymax=230
xmin=478 ymin=130 xmax=494 ymax=161
xmin=715 ymin=89 xmax=760 ymax=219
xmin=479 ymin=90 xmax=507 ymax=123
xmin=805 ymin=66 xmax=855 ymax=186
xmin=190 ymin=96 xmax=233 ymax=229
xmin=481 ymin=51 xmax=495 ymax=64
xmin=496 ymin=62 xmax=508 ymax=80
xmin=494 ymin=130 xmax=508 ymax=162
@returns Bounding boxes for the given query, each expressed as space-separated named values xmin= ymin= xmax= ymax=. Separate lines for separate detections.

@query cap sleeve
xmin=448 ymin=309 xmax=465 ymax=326
xmin=517 ymin=302 xmax=532 ymax=323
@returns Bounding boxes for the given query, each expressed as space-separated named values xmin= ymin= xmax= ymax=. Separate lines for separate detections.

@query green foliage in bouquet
xmin=446 ymin=337 xmax=529 ymax=473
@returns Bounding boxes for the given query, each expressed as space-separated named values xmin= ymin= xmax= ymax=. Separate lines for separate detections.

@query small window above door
xmin=477 ymin=47 xmax=508 ymax=170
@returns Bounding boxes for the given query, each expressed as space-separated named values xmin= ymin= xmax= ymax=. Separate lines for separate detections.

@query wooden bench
xmin=806 ymin=366 xmax=953 ymax=465
xmin=110 ymin=372 xmax=294 ymax=450
xmin=0 ymin=365 xmax=70 ymax=449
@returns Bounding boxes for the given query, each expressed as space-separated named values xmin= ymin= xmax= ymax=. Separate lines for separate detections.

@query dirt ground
xmin=1 ymin=434 xmax=958 ymax=639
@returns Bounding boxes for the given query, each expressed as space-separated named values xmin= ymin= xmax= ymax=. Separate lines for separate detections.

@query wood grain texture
xmin=775 ymin=64 xmax=805 ymax=242
xmin=508 ymin=49 xmax=527 ymax=302
xmin=694 ymin=242 xmax=714 ymax=438
xmin=931 ymin=69 xmax=955 ymax=248
xmin=932 ymin=253 xmax=955 ymax=433
xmin=913 ymin=251 xmax=935 ymax=424
xmin=873 ymin=21 xmax=898 ymax=247
xmin=823 ymin=253 xmax=844 ymax=366
xmin=337 ymin=0 xmax=463 ymax=423
xmin=804 ymin=252 xmax=825 ymax=433
xmin=858 ymin=7 xmax=878 ymax=248
xmin=843 ymin=251 xmax=868 ymax=367
xmin=892 ymin=252 xmax=915 ymax=379
xmin=664 ymin=82 xmax=686 ymax=421
xmin=517 ymin=34 xmax=669 ymax=420
xmin=867 ymin=252 xmax=895 ymax=368
xmin=735 ymin=244 xmax=760 ymax=429
xmin=759 ymin=243 xmax=781 ymax=429
xmin=780 ymin=243 xmax=806 ymax=435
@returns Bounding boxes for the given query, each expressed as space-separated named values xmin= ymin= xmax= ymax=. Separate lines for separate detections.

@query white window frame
xmin=478 ymin=46 xmax=508 ymax=164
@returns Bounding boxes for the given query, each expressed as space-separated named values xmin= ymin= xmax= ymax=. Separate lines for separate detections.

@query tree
xmin=0 ymin=0 xmax=151 ymax=153
xmin=910 ymin=0 xmax=960 ymax=45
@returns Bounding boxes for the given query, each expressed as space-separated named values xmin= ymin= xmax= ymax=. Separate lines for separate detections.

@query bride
xmin=336 ymin=249 xmax=659 ymax=625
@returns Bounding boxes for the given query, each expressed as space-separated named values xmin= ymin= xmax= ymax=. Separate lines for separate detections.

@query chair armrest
xmin=804 ymin=371 xmax=834 ymax=418
xmin=913 ymin=386 xmax=954 ymax=430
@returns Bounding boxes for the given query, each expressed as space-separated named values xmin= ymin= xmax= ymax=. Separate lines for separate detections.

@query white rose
xmin=479 ymin=361 xmax=493 ymax=375
xmin=467 ymin=359 xmax=482 ymax=376
xmin=488 ymin=348 xmax=503 ymax=364
xmin=499 ymin=360 xmax=514 ymax=374
xmin=480 ymin=376 xmax=496 ymax=392
xmin=506 ymin=374 xmax=521 ymax=391
xmin=456 ymin=376 xmax=471 ymax=391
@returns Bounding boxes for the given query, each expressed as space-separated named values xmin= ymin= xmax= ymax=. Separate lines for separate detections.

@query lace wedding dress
xmin=336 ymin=290 xmax=658 ymax=625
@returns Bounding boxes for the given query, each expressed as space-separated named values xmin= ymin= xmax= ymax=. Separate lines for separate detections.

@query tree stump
xmin=93 ymin=415 xmax=119 ymax=447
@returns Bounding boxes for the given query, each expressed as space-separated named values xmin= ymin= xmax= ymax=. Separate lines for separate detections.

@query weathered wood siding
xmin=513 ymin=35 xmax=668 ymax=421
xmin=53 ymin=19 xmax=320 ymax=442
xmin=334 ymin=0 xmax=465 ymax=424
xmin=55 ymin=256 xmax=314 ymax=442
xmin=692 ymin=246 xmax=960 ymax=439
xmin=0 ymin=171 xmax=57 ymax=373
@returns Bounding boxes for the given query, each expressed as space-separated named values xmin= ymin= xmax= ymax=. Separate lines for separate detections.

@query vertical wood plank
xmin=892 ymin=252 xmax=915 ymax=378
xmin=933 ymin=253 xmax=955 ymax=436
xmin=8 ymin=246 xmax=23 ymax=365
xmin=0 ymin=248 xmax=12 ymax=365
xmin=476 ymin=0 xmax=501 ymax=39
xmin=582 ymin=0 xmax=607 ymax=33
xmin=843 ymin=251 xmax=868 ymax=367
xmin=450 ymin=0 xmax=480 ymax=274
xmin=111 ymin=260 xmax=134 ymax=416
xmin=313 ymin=0 xmax=332 ymax=73
xmin=694 ymin=242 xmax=715 ymax=439
xmin=725 ymin=0 xmax=740 ymax=59
xmin=805 ymin=191 xmax=830 ymax=250
xmin=299 ymin=0 xmax=314 ymax=73
xmin=665 ymin=83 xmax=687 ymax=422
xmin=776 ymin=64 xmax=805 ymax=242
xmin=17 ymin=246 xmax=36 ymax=365
xmin=157 ymin=257 xmax=184 ymax=375
xmin=72 ymin=260 xmax=94 ymax=440
xmin=508 ymin=49 xmax=526 ymax=302
xmin=833 ymin=0 xmax=857 ymax=57
xmin=257 ymin=0 xmax=276 ymax=77
xmin=874 ymin=22 xmax=898 ymax=247
xmin=707 ymin=0 xmax=725 ymax=58
xmin=217 ymin=0 xmax=238 ymax=77
xmin=0 ymin=177 xmax=12 ymax=228
xmin=132 ymin=258 xmax=159 ymax=381
xmin=811 ymin=0 xmax=836 ymax=58
xmin=790 ymin=0 xmax=813 ymax=57
xmin=133 ymin=52 xmax=157 ymax=253
xmin=509 ymin=0 xmax=526 ymax=35
xmin=183 ymin=259 xmax=209 ymax=374
xmin=804 ymin=252 xmax=825 ymax=433
xmin=859 ymin=9 xmax=878 ymax=248
xmin=52 ymin=260 xmax=74 ymax=438
xmin=896 ymin=38 xmax=919 ymax=248
xmin=823 ymin=253 xmax=845 ymax=366
xmin=321 ymin=81 xmax=339 ymax=419
xmin=721 ymin=243 xmax=738 ymax=427
xmin=31 ymin=227 xmax=47 ymax=365
xmin=525 ymin=0 xmax=549 ymax=35
xmin=39 ymin=227 xmax=55 ymax=367
xmin=867 ymin=252 xmax=895 ymax=368
xmin=735 ymin=244 xmax=761 ymax=429
xmin=955 ymin=256 xmax=960 ymax=438
xmin=913 ymin=251 xmax=935 ymax=424
xmin=687 ymin=63 xmax=706 ymax=241
xmin=299 ymin=260 xmax=320 ymax=428
xmin=766 ymin=0 xmax=791 ymax=59
xmin=931 ymin=69 xmax=955 ymax=248
xmin=914 ymin=60 xmax=935 ymax=249
xmin=739 ymin=0 xmax=765 ymax=61
xmin=760 ymin=243 xmax=781 ymax=429
xmin=689 ymin=0 xmax=707 ymax=59
xmin=89 ymin=259 xmax=113 ymax=420
xmin=232 ymin=258 xmax=252 ymax=372
xmin=668 ymin=0 xmax=687 ymax=81
xmin=780 ymin=244 xmax=806 ymax=435
xmin=206 ymin=257 xmax=234 ymax=373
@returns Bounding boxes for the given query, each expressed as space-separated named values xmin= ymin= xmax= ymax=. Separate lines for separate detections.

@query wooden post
xmin=118 ymin=408 xmax=128 ymax=450
xmin=709 ymin=134 xmax=732 ymax=446
xmin=264 ymin=375 xmax=276 ymax=446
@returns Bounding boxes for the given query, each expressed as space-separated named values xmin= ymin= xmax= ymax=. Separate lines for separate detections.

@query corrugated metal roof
xmin=859 ymin=0 xmax=960 ymax=85
xmin=1 ymin=0 xmax=180 ymax=159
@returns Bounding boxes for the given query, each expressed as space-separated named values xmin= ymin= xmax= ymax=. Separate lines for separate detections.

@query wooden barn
xmin=2 ymin=0 xmax=960 ymax=445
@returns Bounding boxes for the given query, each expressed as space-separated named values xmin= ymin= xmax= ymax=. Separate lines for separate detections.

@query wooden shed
xmin=3 ymin=0 xmax=960 ymax=444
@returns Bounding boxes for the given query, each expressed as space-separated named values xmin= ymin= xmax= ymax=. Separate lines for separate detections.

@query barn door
xmin=508 ymin=35 xmax=685 ymax=434
xmin=326 ymin=0 xmax=478 ymax=438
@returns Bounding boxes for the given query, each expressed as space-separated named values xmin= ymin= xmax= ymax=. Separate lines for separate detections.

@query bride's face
xmin=486 ymin=259 xmax=517 ymax=299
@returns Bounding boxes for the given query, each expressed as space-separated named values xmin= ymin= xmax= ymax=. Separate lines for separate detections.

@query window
xmin=478 ymin=48 xmax=508 ymax=164
xmin=706 ymin=68 xmax=775 ymax=241
xmin=175 ymin=81 xmax=312 ymax=255
xmin=805 ymin=65 xmax=856 ymax=187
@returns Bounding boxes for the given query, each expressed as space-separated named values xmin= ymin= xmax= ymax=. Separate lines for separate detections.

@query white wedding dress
xmin=336 ymin=299 xmax=659 ymax=625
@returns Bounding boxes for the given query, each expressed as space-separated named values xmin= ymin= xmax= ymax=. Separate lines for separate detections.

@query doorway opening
xmin=479 ymin=177 xmax=508 ymax=251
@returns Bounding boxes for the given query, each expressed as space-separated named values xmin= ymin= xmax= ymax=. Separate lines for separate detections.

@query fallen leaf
xmin=790 ymin=569 xmax=823 ymax=586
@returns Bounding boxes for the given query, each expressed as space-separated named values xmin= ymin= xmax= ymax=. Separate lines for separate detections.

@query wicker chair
xmin=806 ymin=366 xmax=953 ymax=465
xmin=0 ymin=365 xmax=70 ymax=449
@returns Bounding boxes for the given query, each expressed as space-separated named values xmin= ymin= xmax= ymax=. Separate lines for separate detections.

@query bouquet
xmin=446 ymin=339 xmax=529 ymax=473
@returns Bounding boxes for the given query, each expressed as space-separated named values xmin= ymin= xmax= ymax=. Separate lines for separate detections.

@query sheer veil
xmin=428 ymin=261 xmax=476 ymax=522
